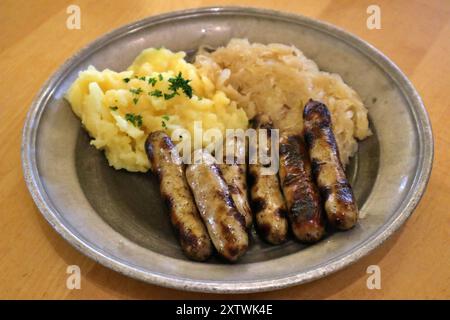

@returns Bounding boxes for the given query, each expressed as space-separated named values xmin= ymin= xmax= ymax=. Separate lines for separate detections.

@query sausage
xmin=186 ymin=150 xmax=249 ymax=262
xmin=303 ymin=99 xmax=358 ymax=230
xmin=279 ymin=133 xmax=325 ymax=243
xmin=145 ymin=131 xmax=212 ymax=261
xmin=248 ymin=114 xmax=288 ymax=245
xmin=218 ymin=162 xmax=252 ymax=229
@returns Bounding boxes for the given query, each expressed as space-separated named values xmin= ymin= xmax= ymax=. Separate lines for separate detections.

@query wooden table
xmin=1 ymin=0 xmax=449 ymax=299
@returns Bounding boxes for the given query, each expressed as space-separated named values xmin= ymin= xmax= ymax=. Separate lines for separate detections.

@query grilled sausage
xmin=218 ymin=162 xmax=252 ymax=229
xmin=249 ymin=114 xmax=288 ymax=245
xmin=145 ymin=131 xmax=212 ymax=261
xmin=279 ymin=133 xmax=325 ymax=242
xmin=303 ymin=99 xmax=358 ymax=230
xmin=186 ymin=150 xmax=248 ymax=262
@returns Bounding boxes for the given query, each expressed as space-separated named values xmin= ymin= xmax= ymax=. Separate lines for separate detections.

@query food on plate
xmin=66 ymin=47 xmax=248 ymax=172
xmin=248 ymin=114 xmax=289 ymax=245
xmin=195 ymin=38 xmax=371 ymax=166
xmin=186 ymin=150 xmax=248 ymax=262
xmin=304 ymin=100 xmax=359 ymax=230
xmin=279 ymin=132 xmax=325 ymax=243
xmin=145 ymin=131 xmax=212 ymax=261
xmin=66 ymin=38 xmax=370 ymax=262
xmin=218 ymin=162 xmax=252 ymax=229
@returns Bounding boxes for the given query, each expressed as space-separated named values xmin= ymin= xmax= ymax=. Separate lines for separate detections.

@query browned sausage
xmin=279 ymin=133 xmax=325 ymax=243
xmin=218 ymin=162 xmax=252 ymax=229
xmin=249 ymin=114 xmax=288 ymax=245
xmin=303 ymin=99 xmax=358 ymax=230
xmin=186 ymin=150 xmax=248 ymax=262
xmin=145 ymin=131 xmax=212 ymax=261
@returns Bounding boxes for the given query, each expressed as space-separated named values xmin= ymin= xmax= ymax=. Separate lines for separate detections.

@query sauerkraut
xmin=195 ymin=39 xmax=371 ymax=165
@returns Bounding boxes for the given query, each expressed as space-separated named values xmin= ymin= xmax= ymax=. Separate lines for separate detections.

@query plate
xmin=22 ymin=7 xmax=433 ymax=293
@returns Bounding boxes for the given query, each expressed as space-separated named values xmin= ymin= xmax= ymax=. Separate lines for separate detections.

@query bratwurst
xmin=145 ymin=131 xmax=213 ymax=261
xmin=279 ymin=133 xmax=326 ymax=243
xmin=303 ymin=99 xmax=358 ymax=230
xmin=249 ymin=114 xmax=288 ymax=245
xmin=218 ymin=161 xmax=252 ymax=229
xmin=186 ymin=150 xmax=249 ymax=262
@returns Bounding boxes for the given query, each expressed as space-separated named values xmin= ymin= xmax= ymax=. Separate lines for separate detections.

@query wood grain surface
xmin=1 ymin=0 xmax=449 ymax=299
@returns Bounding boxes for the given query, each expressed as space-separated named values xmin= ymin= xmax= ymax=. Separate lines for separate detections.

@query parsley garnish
xmin=129 ymin=88 xmax=143 ymax=95
xmin=148 ymin=77 xmax=157 ymax=86
xmin=161 ymin=115 xmax=169 ymax=129
xmin=149 ymin=89 xmax=162 ymax=97
xmin=133 ymin=97 xmax=139 ymax=104
xmin=139 ymin=76 xmax=146 ymax=81
xmin=125 ymin=113 xmax=143 ymax=127
xmin=164 ymin=92 xmax=177 ymax=100
xmin=158 ymin=74 xmax=163 ymax=81
xmin=168 ymin=72 xmax=193 ymax=98
xmin=109 ymin=106 xmax=118 ymax=111
xmin=123 ymin=78 xmax=130 ymax=83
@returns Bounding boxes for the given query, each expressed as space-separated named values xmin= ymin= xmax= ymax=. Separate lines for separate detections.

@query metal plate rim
xmin=21 ymin=6 xmax=434 ymax=293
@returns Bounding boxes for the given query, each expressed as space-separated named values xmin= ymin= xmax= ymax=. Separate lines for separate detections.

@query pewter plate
xmin=22 ymin=7 xmax=433 ymax=293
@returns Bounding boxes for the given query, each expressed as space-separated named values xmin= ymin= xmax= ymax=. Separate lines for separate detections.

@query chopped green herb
xmin=148 ymin=77 xmax=157 ymax=86
xmin=161 ymin=120 xmax=167 ymax=129
xmin=158 ymin=74 xmax=163 ymax=81
xmin=162 ymin=115 xmax=170 ymax=121
xmin=198 ymin=97 xmax=203 ymax=101
xmin=109 ymin=106 xmax=118 ymax=111
xmin=123 ymin=78 xmax=130 ymax=83
xmin=129 ymin=87 xmax=143 ymax=95
xmin=139 ymin=76 xmax=146 ymax=81
xmin=149 ymin=89 xmax=163 ymax=97
xmin=133 ymin=97 xmax=139 ymax=104
xmin=168 ymin=72 xmax=193 ymax=98
xmin=125 ymin=113 xmax=143 ymax=127
xmin=164 ymin=92 xmax=177 ymax=100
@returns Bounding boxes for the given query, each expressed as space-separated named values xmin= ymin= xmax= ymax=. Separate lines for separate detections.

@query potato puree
xmin=66 ymin=48 xmax=248 ymax=172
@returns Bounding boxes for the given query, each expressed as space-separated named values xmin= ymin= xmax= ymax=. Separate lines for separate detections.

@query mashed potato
xmin=195 ymin=39 xmax=371 ymax=165
xmin=66 ymin=48 xmax=248 ymax=172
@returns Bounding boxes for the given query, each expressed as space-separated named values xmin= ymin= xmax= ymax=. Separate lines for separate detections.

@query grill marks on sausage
xmin=145 ymin=131 xmax=213 ymax=261
xmin=279 ymin=133 xmax=325 ymax=243
xmin=274 ymin=208 xmax=287 ymax=219
xmin=214 ymin=187 xmax=247 ymax=230
xmin=218 ymin=161 xmax=252 ymax=229
xmin=251 ymin=197 xmax=267 ymax=214
xmin=162 ymin=193 xmax=175 ymax=211
xmin=186 ymin=150 xmax=248 ymax=262
xmin=249 ymin=114 xmax=289 ymax=245
xmin=160 ymin=135 xmax=174 ymax=151
xmin=227 ymin=178 xmax=244 ymax=196
xmin=303 ymin=99 xmax=358 ymax=230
